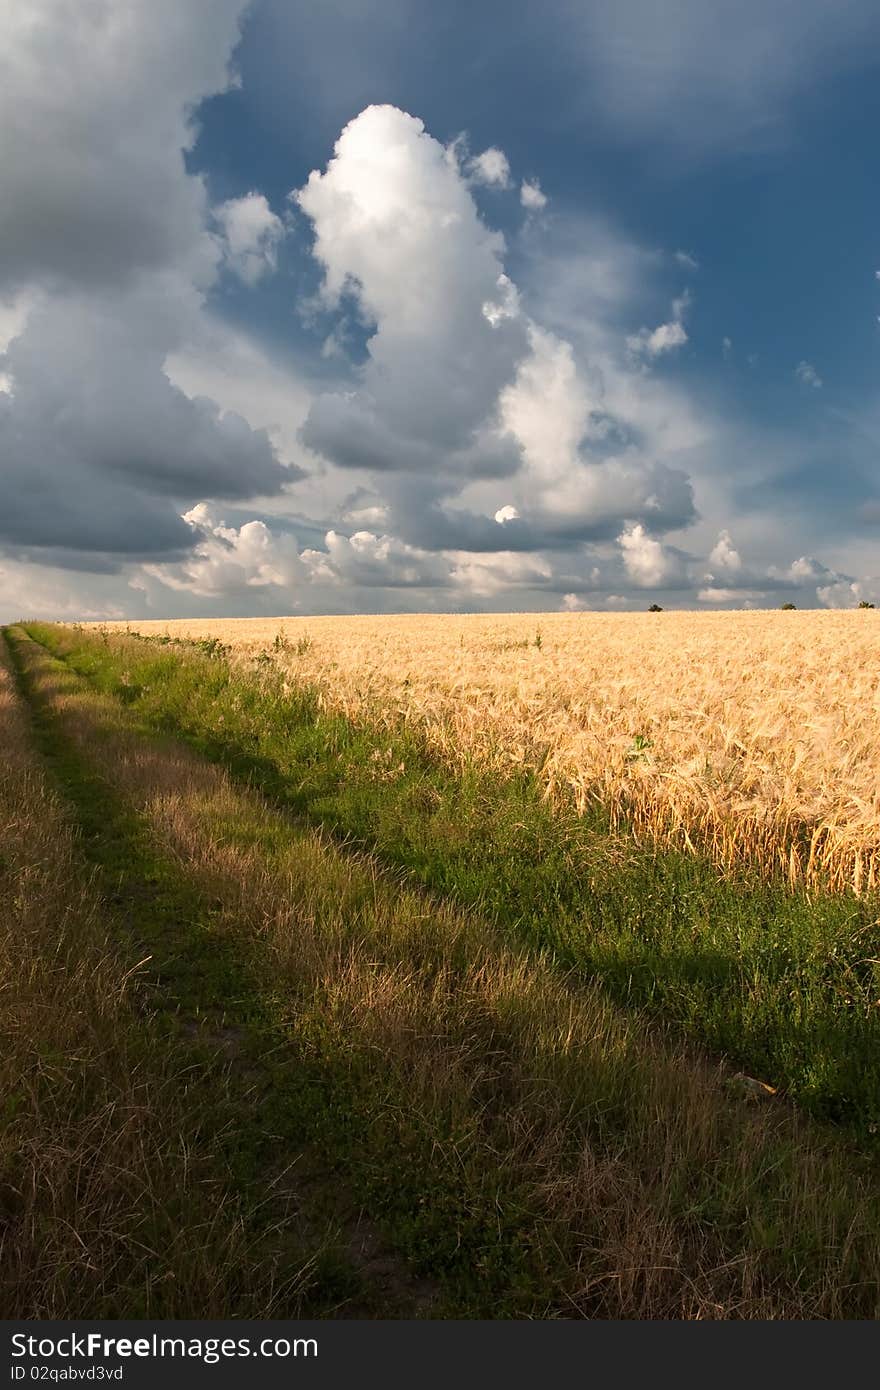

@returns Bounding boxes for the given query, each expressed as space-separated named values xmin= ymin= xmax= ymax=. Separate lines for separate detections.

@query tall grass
xmin=12 ymin=623 xmax=880 ymax=1318
xmin=96 ymin=609 xmax=880 ymax=894
xmin=1 ymin=631 xmax=405 ymax=1318
xmin=0 ymin=643 xmax=292 ymax=1315
xmin=29 ymin=621 xmax=880 ymax=1137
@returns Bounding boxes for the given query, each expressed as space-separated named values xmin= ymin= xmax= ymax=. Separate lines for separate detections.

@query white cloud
xmin=342 ymin=501 xmax=391 ymax=528
xmin=482 ymin=273 xmax=520 ymax=327
xmin=213 ymin=193 xmax=285 ymax=285
xmin=447 ymin=550 xmax=553 ymax=597
xmin=618 ymin=522 xmax=685 ymax=587
xmin=815 ymin=580 xmax=859 ymax=608
xmin=817 ymin=577 xmax=880 ymax=609
xmin=142 ymin=504 xmax=304 ymax=598
xmin=0 ymin=289 xmax=35 ymax=393
xmin=499 ymin=327 xmax=586 ymax=483
xmin=520 ymin=178 xmax=548 ymax=210
xmin=301 ymin=528 xmax=449 ymax=590
xmin=627 ymin=289 xmax=690 ymax=359
xmin=291 ymin=106 xmax=704 ymax=569
xmin=785 ymin=555 xmax=828 ymax=584
xmin=707 ymin=528 xmax=742 ymax=574
xmin=696 ymin=542 xmax=866 ymax=608
xmin=295 ymin=104 xmax=527 ymax=489
xmin=467 ymin=147 xmax=511 ymax=187
xmin=629 ymin=320 xmax=687 ymax=357
xmin=795 ymin=360 xmax=822 ymax=388
xmin=4 ymin=13 xmax=875 ymax=617
xmin=497 ymin=324 xmax=695 ymax=537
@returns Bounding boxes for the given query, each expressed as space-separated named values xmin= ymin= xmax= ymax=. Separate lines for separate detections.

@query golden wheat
xmin=94 ymin=610 xmax=880 ymax=892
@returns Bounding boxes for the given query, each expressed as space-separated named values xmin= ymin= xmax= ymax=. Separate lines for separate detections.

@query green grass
xmin=23 ymin=620 xmax=880 ymax=1139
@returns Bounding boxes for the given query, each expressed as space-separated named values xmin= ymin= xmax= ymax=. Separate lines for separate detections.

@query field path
xmin=2 ymin=626 xmax=440 ymax=1319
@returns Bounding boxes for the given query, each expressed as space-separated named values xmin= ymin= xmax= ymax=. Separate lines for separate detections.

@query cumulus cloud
xmin=140 ymin=504 xmax=304 ymax=598
xmin=307 ymin=530 xmax=560 ymax=602
xmin=448 ymin=550 xmax=554 ymax=597
xmin=214 ymin=193 xmax=285 ymax=285
xmin=520 ymin=178 xmax=548 ymax=210
xmin=693 ymin=532 xmax=869 ymax=607
xmin=496 ymin=325 xmax=696 ymax=540
xmin=816 ymin=576 xmax=880 ymax=608
xmin=291 ymin=107 xmax=699 ymax=576
xmin=5 ymin=9 xmax=873 ymax=617
xmin=627 ymin=291 xmax=690 ymax=359
xmin=482 ymin=274 xmax=520 ymax=327
xmin=294 ymin=105 xmax=529 ymax=490
xmin=707 ymin=529 xmax=742 ymax=574
xmin=467 ymin=146 xmax=511 ymax=187
xmin=631 ymin=320 xmax=687 ymax=357
xmin=301 ymin=529 xmax=449 ymax=590
xmin=123 ymin=498 xmax=880 ymax=614
xmin=341 ymin=495 xmax=391 ymax=528
xmin=653 ymin=538 xmax=878 ymax=609
xmin=795 ymin=360 xmax=823 ymax=388
xmin=618 ymin=522 xmax=687 ymax=587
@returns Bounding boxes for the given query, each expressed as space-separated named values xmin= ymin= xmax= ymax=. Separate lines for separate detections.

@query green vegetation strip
xmin=26 ymin=621 xmax=880 ymax=1138
xmin=13 ymin=625 xmax=880 ymax=1316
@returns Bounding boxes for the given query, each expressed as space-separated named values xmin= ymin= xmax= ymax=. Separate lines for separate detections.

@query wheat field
xmin=97 ymin=610 xmax=880 ymax=894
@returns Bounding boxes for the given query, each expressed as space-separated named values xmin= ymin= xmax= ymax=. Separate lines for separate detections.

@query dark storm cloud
xmin=0 ymin=0 xmax=305 ymax=569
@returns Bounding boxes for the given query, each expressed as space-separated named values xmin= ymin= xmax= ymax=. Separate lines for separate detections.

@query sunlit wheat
xmin=94 ymin=610 xmax=880 ymax=893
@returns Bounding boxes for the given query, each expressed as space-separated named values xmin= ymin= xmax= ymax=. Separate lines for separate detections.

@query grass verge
xmin=26 ymin=620 xmax=880 ymax=1138
xmin=1 ymin=626 xmax=434 ymax=1318
xmin=8 ymin=624 xmax=880 ymax=1316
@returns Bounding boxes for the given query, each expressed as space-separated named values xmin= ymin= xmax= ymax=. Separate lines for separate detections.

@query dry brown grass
xmin=99 ymin=610 xmax=880 ymax=893
xmin=0 ymin=643 xmax=308 ymax=1317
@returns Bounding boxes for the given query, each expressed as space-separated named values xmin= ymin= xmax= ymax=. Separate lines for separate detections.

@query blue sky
xmin=1 ymin=0 xmax=878 ymax=617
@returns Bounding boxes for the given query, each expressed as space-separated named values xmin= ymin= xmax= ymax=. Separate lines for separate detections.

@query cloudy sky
xmin=2 ymin=0 xmax=879 ymax=619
